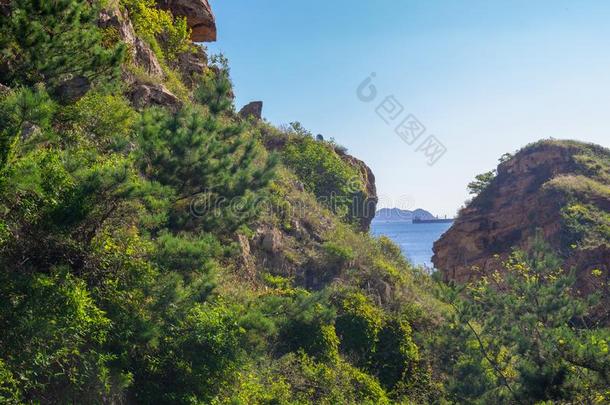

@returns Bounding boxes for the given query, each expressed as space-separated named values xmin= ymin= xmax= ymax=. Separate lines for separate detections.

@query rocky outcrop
xmin=99 ymin=7 xmax=164 ymax=78
xmin=174 ymin=46 xmax=207 ymax=87
xmin=157 ymin=0 xmax=216 ymax=42
xmin=239 ymin=101 xmax=263 ymax=120
xmin=433 ymin=140 xmax=610 ymax=296
xmin=55 ymin=76 xmax=90 ymax=103
xmin=128 ymin=83 xmax=182 ymax=111
xmin=336 ymin=150 xmax=378 ymax=231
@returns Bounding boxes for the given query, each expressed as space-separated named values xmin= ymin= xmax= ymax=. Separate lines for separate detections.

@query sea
xmin=370 ymin=220 xmax=453 ymax=271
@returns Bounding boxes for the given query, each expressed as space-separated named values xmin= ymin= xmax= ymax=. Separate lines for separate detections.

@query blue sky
xmin=206 ymin=0 xmax=610 ymax=217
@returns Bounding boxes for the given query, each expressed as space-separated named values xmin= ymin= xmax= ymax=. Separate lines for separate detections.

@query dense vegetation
xmin=0 ymin=0 xmax=608 ymax=403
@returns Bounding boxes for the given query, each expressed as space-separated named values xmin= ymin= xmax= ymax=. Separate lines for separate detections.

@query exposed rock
xmin=55 ymin=76 xmax=90 ymax=103
xmin=128 ymin=83 xmax=182 ymax=111
xmin=236 ymin=234 xmax=256 ymax=279
xmin=336 ymin=149 xmax=378 ymax=231
xmin=239 ymin=101 xmax=263 ymax=120
xmin=260 ymin=227 xmax=283 ymax=254
xmin=157 ymin=0 xmax=217 ymax=42
xmin=433 ymin=140 xmax=610 ymax=306
xmin=133 ymin=39 xmax=164 ymax=77
xmin=21 ymin=123 xmax=41 ymax=141
xmin=99 ymin=7 xmax=164 ymax=77
xmin=0 ymin=83 xmax=9 ymax=94
xmin=174 ymin=46 xmax=207 ymax=87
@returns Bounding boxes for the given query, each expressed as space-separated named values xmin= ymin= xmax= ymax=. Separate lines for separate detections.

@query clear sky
xmin=206 ymin=0 xmax=610 ymax=217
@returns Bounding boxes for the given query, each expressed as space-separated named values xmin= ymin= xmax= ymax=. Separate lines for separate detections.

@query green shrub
xmin=122 ymin=0 xmax=192 ymax=63
xmin=276 ymin=291 xmax=339 ymax=362
xmin=61 ymin=91 xmax=136 ymax=150
xmin=0 ymin=0 xmax=125 ymax=94
xmin=334 ymin=291 xmax=383 ymax=366
xmin=282 ymin=135 xmax=365 ymax=223
xmin=0 ymin=269 xmax=115 ymax=403
xmin=193 ymin=54 xmax=235 ymax=115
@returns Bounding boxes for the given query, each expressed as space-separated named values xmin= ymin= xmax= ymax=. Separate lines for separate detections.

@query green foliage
xmin=4 ymin=2 xmax=606 ymax=403
xmin=0 ymin=0 xmax=125 ymax=94
xmin=134 ymin=303 xmax=245 ymax=404
xmin=122 ymin=0 xmax=192 ymax=63
xmin=0 ymin=85 xmax=55 ymax=171
xmin=276 ymin=291 xmax=340 ymax=362
xmin=467 ymin=153 xmax=513 ymax=196
xmin=0 ymin=269 xmax=114 ymax=403
xmin=436 ymin=237 xmax=610 ymax=404
xmin=334 ymin=291 xmax=383 ymax=366
xmin=61 ymin=91 xmax=137 ymax=151
xmin=194 ymin=54 xmax=235 ymax=115
xmin=562 ymin=202 xmax=610 ymax=250
xmin=373 ymin=318 xmax=422 ymax=393
xmin=282 ymin=134 xmax=365 ymax=223
xmin=135 ymin=106 xmax=276 ymax=232
xmin=467 ymin=170 xmax=496 ymax=195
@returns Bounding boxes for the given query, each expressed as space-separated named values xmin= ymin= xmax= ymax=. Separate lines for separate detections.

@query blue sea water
xmin=370 ymin=221 xmax=453 ymax=270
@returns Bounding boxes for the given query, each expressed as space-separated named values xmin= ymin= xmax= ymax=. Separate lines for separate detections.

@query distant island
xmin=373 ymin=208 xmax=453 ymax=222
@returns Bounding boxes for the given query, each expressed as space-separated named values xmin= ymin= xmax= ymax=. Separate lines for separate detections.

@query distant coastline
xmin=412 ymin=217 xmax=454 ymax=224
xmin=373 ymin=208 xmax=454 ymax=223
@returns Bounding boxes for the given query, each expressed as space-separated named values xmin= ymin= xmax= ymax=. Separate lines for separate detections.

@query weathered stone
xmin=157 ymin=0 xmax=217 ymax=42
xmin=174 ymin=46 xmax=207 ymax=87
xmin=236 ymin=233 xmax=256 ymax=279
xmin=433 ymin=141 xmax=610 ymax=312
xmin=0 ymin=83 xmax=9 ymax=94
xmin=55 ymin=76 xmax=90 ymax=103
xmin=133 ymin=38 xmax=164 ymax=77
xmin=99 ymin=7 xmax=164 ymax=77
xmin=21 ymin=123 xmax=41 ymax=141
xmin=128 ymin=83 xmax=181 ymax=111
xmin=239 ymin=101 xmax=263 ymax=120
xmin=260 ymin=227 xmax=282 ymax=254
xmin=336 ymin=149 xmax=378 ymax=231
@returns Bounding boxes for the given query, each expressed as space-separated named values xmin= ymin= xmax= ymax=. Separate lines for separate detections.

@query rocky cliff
xmin=433 ymin=140 xmax=609 ymax=299
xmin=157 ymin=0 xmax=216 ymax=42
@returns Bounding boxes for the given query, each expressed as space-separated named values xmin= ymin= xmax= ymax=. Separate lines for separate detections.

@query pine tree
xmin=193 ymin=54 xmax=234 ymax=115
xmin=0 ymin=0 xmax=125 ymax=96
xmin=135 ymin=106 xmax=276 ymax=232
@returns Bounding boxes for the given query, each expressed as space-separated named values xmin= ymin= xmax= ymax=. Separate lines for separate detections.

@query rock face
xmin=336 ymin=149 xmax=378 ymax=231
xmin=239 ymin=101 xmax=263 ymax=120
xmin=55 ymin=76 xmax=90 ymax=103
xmin=157 ymin=0 xmax=216 ymax=42
xmin=99 ymin=7 xmax=164 ymax=77
xmin=433 ymin=140 xmax=610 ymax=296
xmin=174 ymin=46 xmax=207 ymax=87
xmin=128 ymin=83 xmax=182 ymax=111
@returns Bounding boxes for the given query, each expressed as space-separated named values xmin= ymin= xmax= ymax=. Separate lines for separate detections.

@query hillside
xmin=433 ymin=140 xmax=610 ymax=310
xmin=1 ymin=1 xmax=609 ymax=404
xmin=0 ymin=1 xmax=444 ymax=403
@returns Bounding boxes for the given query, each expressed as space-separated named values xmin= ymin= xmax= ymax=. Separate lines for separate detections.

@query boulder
xmin=55 ymin=76 xmax=90 ymax=103
xmin=260 ymin=227 xmax=283 ymax=254
xmin=239 ymin=101 xmax=263 ymax=120
xmin=128 ymin=83 xmax=181 ymax=111
xmin=157 ymin=0 xmax=217 ymax=42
